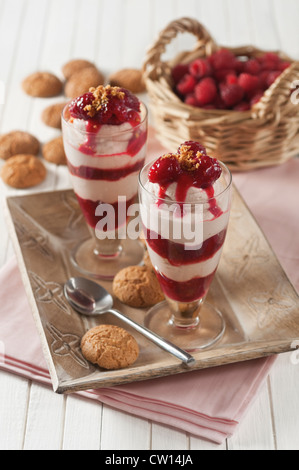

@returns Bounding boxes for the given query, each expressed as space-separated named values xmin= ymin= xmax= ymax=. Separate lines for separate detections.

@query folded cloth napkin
xmin=0 ymin=129 xmax=298 ymax=444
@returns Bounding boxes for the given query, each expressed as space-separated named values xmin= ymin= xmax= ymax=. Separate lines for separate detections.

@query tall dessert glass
xmin=138 ymin=142 xmax=232 ymax=351
xmin=62 ymin=85 xmax=148 ymax=279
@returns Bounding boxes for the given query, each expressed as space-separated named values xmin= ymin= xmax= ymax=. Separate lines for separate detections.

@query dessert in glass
xmin=139 ymin=141 xmax=232 ymax=351
xmin=62 ymin=85 xmax=148 ymax=279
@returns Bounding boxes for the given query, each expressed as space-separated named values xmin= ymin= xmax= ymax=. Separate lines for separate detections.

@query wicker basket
xmin=143 ymin=17 xmax=299 ymax=171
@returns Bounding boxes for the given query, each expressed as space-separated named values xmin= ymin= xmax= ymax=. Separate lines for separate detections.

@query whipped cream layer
xmin=147 ymin=245 xmax=223 ymax=282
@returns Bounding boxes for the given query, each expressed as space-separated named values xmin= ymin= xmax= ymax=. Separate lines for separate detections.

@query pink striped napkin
xmin=0 ymin=129 xmax=298 ymax=444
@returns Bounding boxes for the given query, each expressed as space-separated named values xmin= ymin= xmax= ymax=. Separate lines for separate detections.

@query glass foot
xmin=144 ymin=300 xmax=225 ymax=352
xmin=70 ymin=237 xmax=145 ymax=280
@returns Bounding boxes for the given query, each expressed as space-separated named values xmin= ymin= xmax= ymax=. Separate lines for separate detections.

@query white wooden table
xmin=0 ymin=0 xmax=299 ymax=451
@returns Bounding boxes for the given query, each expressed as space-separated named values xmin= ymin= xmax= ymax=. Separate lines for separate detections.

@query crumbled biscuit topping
xmin=83 ymin=85 xmax=125 ymax=117
xmin=161 ymin=145 xmax=203 ymax=172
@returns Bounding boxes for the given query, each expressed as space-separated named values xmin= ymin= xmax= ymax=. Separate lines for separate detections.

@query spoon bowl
xmin=64 ymin=277 xmax=196 ymax=367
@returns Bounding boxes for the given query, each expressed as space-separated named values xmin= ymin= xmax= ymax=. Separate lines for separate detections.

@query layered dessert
xmin=140 ymin=141 xmax=231 ymax=304
xmin=62 ymin=85 xmax=147 ymax=236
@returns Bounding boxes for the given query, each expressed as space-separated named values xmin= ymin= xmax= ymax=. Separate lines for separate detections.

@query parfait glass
xmin=62 ymin=102 xmax=148 ymax=280
xmin=138 ymin=160 xmax=232 ymax=351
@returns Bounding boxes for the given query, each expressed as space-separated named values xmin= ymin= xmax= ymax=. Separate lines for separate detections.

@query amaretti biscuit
xmin=62 ymin=58 xmax=96 ymax=80
xmin=22 ymin=71 xmax=63 ymax=97
xmin=41 ymin=102 xmax=67 ymax=129
xmin=0 ymin=130 xmax=40 ymax=160
xmin=1 ymin=154 xmax=46 ymax=188
xmin=64 ymin=66 xmax=105 ymax=98
xmin=113 ymin=265 xmax=164 ymax=308
xmin=42 ymin=136 xmax=66 ymax=165
xmin=109 ymin=68 xmax=146 ymax=94
xmin=81 ymin=324 xmax=139 ymax=370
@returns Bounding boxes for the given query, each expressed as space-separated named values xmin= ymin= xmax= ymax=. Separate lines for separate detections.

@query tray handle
xmin=143 ymin=17 xmax=218 ymax=79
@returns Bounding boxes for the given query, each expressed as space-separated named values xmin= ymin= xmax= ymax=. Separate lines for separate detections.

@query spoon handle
xmin=107 ymin=308 xmax=196 ymax=366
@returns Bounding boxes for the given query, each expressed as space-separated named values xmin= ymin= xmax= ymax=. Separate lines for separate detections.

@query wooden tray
xmin=4 ymin=187 xmax=299 ymax=394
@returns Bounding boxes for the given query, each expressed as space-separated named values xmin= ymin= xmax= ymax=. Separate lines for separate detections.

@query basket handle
xmin=143 ymin=17 xmax=217 ymax=78
xmin=252 ymin=61 xmax=299 ymax=119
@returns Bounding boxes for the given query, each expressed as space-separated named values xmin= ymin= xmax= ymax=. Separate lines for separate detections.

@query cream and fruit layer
xmin=64 ymin=119 xmax=147 ymax=230
xmin=141 ymin=180 xmax=230 ymax=303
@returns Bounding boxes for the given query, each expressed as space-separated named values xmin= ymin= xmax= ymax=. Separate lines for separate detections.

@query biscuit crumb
xmin=84 ymin=85 xmax=125 ymax=117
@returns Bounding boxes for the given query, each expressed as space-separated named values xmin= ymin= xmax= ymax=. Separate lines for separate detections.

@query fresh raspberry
xmin=266 ymin=70 xmax=281 ymax=87
xmin=148 ymin=154 xmax=182 ymax=185
xmin=226 ymin=73 xmax=238 ymax=85
xmin=176 ymin=74 xmax=196 ymax=95
xmin=278 ymin=61 xmax=291 ymax=72
xmin=184 ymin=93 xmax=198 ymax=107
xmin=178 ymin=140 xmax=207 ymax=156
xmin=171 ymin=64 xmax=189 ymax=84
xmin=243 ymin=59 xmax=261 ymax=75
xmin=220 ymin=83 xmax=244 ymax=107
xmin=213 ymin=68 xmax=236 ymax=82
xmin=189 ymin=58 xmax=212 ymax=79
xmin=194 ymin=77 xmax=218 ymax=106
xmin=238 ymin=73 xmax=260 ymax=94
xmin=250 ymin=91 xmax=264 ymax=106
xmin=259 ymin=52 xmax=281 ymax=71
xmin=233 ymin=101 xmax=251 ymax=111
xmin=69 ymin=92 xmax=94 ymax=120
xmin=209 ymin=48 xmax=237 ymax=70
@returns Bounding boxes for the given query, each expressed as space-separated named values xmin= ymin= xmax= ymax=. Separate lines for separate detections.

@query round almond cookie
xmin=1 ymin=154 xmax=47 ymax=188
xmin=64 ymin=66 xmax=105 ymax=98
xmin=113 ymin=265 xmax=164 ymax=308
xmin=0 ymin=130 xmax=40 ymax=160
xmin=62 ymin=58 xmax=96 ymax=80
xmin=109 ymin=68 xmax=146 ymax=94
xmin=41 ymin=101 xmax=68 ymax=129
xmin=81 ymin=324 xmax=139 ymax=370
xmin=42 ymin=136 xmax=67 ymax=165
xmin=22 ymin=71 xmax=63 ymax=97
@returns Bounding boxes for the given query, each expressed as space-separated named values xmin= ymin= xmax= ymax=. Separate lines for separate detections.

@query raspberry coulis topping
xmin=69 ymin=85 xmax=141 ymax=126
xmin=148 ymin=141 xmax=222 ymax=214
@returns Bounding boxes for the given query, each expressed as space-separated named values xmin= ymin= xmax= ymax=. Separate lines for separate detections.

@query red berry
xmin=220 ymin=83 xmax=244 ymax=107
xmin=250 ymin=91 xmax=264 ymax=106
xmin=266 ymin=70 xmax=281 ymax=87
xmin=176 ymin=74 xmax=197 ymax=95
xmin=209 ymin=48 xmax=237 ymax=70
xmin=178 ymin=140 xmax=207 ymax=156
xmin=243 ymin=59 xmax=261 ymax=75
xmin=171 ymin=64 xmax=189 ymax=84
xmin=195 ymin=77 xmax=217 ymax=106
xmin=184 ymin=93 xmax=198 ymax=107
xmin=233 ymin=101 xmax=251 ymax=111
xmin=278 ymin=61 xmax=291 ymax=72
xmin=189 ymin=58 xmax=212 ymax=79
xmin=238 ymin=73 xmax=260 ymax=94
xmin=69 ymin=92 xmax=94 ymax=120
xmin=148 ymin=154 xmax=182 ymax=185
xmin=213 ymin=68 xmax=236 ymax=82
xmin=226 ymin=73 xmax=238 ymax=85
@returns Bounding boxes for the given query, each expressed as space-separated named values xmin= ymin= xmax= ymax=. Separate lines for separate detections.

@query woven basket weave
xmin=143 ymin=17 xmax=299 ymax=171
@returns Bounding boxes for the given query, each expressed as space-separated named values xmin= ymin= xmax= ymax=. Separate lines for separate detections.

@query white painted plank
xmin=270 ymin=352 xmax=299 ymax=450
xmin=0 ymin=372 xmax=29 ymax=450
xmin=273 ymin=0 xmax=299 ymax=59
xmin=100 ymin=406 xmax=150 ymax=450
xmin=62 ymin=395 xmax=103 ymax=450
xmin=227 ymin=382 xmax=275 ymax=450
xmin=23 ymin=383 xmax=65 ymax=450
xmin=151 ymin=423 xmax=188 ymax=450
xmin=249 ymin=0 xmax=281 ymax=50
